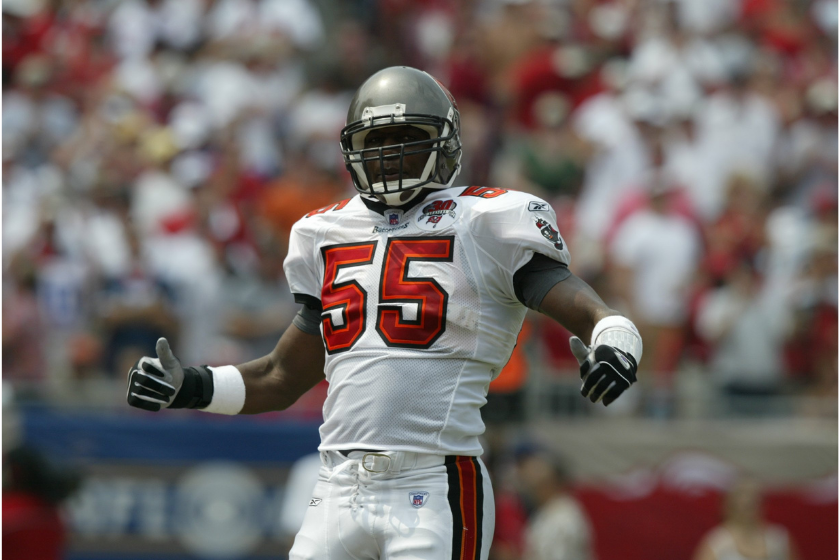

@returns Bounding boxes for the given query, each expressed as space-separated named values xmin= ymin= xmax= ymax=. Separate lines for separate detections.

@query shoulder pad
xmin=457 ymin=186 xmax=551 ymax=214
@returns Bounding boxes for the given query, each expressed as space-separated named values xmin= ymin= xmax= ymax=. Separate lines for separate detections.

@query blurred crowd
xmin=485 ymin=446 xmax=804 ymax=560
xmin=3 ymin=0 xmax=837 ymax=417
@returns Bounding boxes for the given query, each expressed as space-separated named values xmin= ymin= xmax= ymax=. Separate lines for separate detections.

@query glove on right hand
xmin=126 ymin=338 xmax=184 ymax=412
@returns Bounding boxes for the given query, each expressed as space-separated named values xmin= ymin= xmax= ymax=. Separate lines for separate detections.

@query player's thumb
xmin=156 ymin=337 xmax=179 ymax=369
xmin=569 ymin=336 xmax=590 ymax=365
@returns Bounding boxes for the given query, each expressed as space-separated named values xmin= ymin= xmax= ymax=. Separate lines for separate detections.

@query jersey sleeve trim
xmin=513 ymin=253 xmax=572 ymax=310
xmin=292 ymin=305 xmax=322 ymax=336
xmin=294 ymin=293 xmax=322 ymax=311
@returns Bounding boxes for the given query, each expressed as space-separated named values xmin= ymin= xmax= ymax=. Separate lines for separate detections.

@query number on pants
xmin=320 ymin=242 xmax=377 ymax=354
xmin=377 ymin=237 xmax=454 ymax=348
xmin=319 ymin=237 xmax=453 ymax=353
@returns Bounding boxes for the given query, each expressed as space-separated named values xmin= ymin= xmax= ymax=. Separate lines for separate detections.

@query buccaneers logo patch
xmin=534 ymin=217 xmax=564 ymax=250
xmin=417 ymin=199 xmax=458 ymax=231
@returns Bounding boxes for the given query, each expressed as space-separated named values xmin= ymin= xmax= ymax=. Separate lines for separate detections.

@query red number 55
xmin=320 ymin=237 xmax=454 ymax=354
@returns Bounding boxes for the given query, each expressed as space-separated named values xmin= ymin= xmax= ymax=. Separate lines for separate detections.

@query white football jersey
xmin=283 ymin=186 xmax=571 ymax=456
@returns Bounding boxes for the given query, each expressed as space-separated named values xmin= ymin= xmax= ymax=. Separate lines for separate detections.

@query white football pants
xmin=289 ymin=450 xmax=495 ymax=560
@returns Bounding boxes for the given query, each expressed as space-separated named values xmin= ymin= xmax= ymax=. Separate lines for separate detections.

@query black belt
xmin=339 ymin=449 xmax=382 ymax=457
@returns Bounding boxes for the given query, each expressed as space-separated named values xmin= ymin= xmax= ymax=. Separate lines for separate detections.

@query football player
xmin=127 ymin=66 xmax=643 ymax=560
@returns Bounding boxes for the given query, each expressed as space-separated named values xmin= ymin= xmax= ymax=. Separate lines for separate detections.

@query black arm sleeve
xmin=513 ymin=253 xmax=572 ymax=310
xmin=292 ymin=293 xmax=323 ymax=336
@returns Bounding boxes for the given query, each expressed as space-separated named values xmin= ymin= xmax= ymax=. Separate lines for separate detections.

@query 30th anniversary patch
xmin=416 ymin=199 xmax=458 ymax=231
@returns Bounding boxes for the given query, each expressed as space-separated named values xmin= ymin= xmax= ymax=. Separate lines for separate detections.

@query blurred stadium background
xmin=2 ymin=0 xmax=837 ymax=558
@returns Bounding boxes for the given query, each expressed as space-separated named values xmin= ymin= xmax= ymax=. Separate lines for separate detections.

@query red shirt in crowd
xmin=3 ymin=491 xmax=66 ymax=560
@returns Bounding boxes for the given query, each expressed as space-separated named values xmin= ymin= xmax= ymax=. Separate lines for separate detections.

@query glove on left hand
xmin=569 ymin=336 xmax=637 ymax=406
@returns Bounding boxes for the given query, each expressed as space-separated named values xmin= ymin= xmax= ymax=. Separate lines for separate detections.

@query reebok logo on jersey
xmin=534 ymin=218 xmax=564 ymax=250
xmin=309 ymin=498 xmax=322 ymax=507
xmin=409 ymin=491 xmax=429 ymax=508
xmin=528 ymin=201 xmax=549 ymax=212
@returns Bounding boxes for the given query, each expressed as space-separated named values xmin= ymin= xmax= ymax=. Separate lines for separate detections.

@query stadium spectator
xmin=702 ymin=171 xmax=769 ymax=285
xmin=97 ymin=224 xmax=179 ymax=377
xmin=609 ymin=170 xmax=702 ymax=396
xmin=693 ymin=477 xmax=800 ymax=560
xmin=786 ymin=225 xmax=838 ymax=416
xmin=3 ymin=446 xmax=81 ymax=560
xmin=216 ymin=241 xmax=297 ymax=364
xmin=492 ymin=91 xmax=590 ymax=201
xmin=518 ymin=449 xmax=594 ymax=560
xmin=2 ymin=258 xmax=45 ymax=384
xmin=695 ymin=260 xmax=793 ymax=416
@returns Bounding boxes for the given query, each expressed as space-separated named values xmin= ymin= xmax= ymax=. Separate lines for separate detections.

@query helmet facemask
xmin=340 ymin=103 xmax=462 ymax=205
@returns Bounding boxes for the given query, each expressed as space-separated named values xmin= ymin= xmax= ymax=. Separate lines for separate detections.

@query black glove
xmin=126 ymin=338 xmax=184 ymax=412
xmin=569 ymin=336 xmax=637 ymax=406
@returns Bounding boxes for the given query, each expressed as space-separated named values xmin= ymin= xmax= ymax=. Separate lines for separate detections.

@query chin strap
xmin=361 ymin=184 xmax=445 ymax=211
xmin=375 ymin=189 xmax=425 ymax=206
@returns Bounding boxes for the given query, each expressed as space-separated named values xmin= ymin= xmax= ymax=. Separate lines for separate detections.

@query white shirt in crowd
xmin=611 ymin=208 xmax=701 ymax=326
xmin=696 ymin=285 xmax=792 ymax=390
xmin=524 ymin=495 xmax=594 ymax=560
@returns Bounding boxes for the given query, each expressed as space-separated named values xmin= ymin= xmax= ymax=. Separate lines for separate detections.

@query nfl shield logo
xmin=388 ymin=212 xmax=401 ymax=225
xmin=409 ymin=491 xmax=429 ymax=508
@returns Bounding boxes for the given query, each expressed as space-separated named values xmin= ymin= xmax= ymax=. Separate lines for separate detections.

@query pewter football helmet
xmin=340 ymin=67 xmax=462 ymax=204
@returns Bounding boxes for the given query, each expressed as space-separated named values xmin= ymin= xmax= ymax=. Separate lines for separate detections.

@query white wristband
xmin=202 ymin=365 xmax=246 ymax=415
xmin=591 ymin=316 xmax=643 ymax=365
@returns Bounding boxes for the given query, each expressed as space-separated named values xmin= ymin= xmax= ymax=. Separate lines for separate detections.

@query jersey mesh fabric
xmin=284 ymin=188 xmax=570 ymax=455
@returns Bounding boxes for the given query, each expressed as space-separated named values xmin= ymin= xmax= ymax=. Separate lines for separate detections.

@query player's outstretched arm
xmin=126 ymin=324 xmax=325 ymax=415
xmin=537 ymin=273 xmax=619 ymax=342
xmin=537 ymin=272 xmax=643 ymax=406
xmin=236 ymin=324 xmax=325 ymax=414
